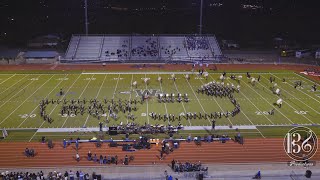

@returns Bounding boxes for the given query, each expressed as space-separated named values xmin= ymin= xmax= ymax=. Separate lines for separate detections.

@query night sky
xmin=0 ymin=0 xmax=319 ymax=47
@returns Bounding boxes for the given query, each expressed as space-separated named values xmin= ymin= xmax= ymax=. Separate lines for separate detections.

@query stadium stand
xmin=61 ymin=34 xmax=223 ymax=63
xmin=101 ymin=36 xmax=130 ymax=62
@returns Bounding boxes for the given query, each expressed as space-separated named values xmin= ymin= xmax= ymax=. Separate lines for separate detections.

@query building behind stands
xmin=0 ymin=47 xmax=24 ymax=65
xmin=23 ymin=51 xmax=59 ymax=64
xmin=61 ymin=34 xmax=223 ymax=63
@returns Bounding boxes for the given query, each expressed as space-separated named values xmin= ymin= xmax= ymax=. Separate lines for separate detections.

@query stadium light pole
xmin=199 ymin=0 xmax=203 ymax=35
xmin=84 ymin=0 xmax=89 ymax=35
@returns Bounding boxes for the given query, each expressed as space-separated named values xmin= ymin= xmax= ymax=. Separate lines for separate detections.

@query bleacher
xmin=102 ymin=36 xmax=130 ymax=62
xmin=62 ymin=34 xmax=223 ymax=63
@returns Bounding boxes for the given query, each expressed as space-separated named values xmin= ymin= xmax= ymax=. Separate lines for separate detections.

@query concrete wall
xmin=0 ymin=58 xmax=25 ymax=65
xmin=25 ymin=58 xmax=57 ymax=64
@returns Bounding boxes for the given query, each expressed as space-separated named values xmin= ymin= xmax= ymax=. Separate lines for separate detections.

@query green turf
xmin=3 ymin=127 xmax=320 ymax=142
xmin=0 ymin=71 xmax=319 ymax=141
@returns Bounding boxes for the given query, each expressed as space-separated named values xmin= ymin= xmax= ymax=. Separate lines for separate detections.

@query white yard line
xmin=104 ymin=74 xmax=121 ymax=123
xmin=83 ymin=74 xmax=108 ymax=127
xmin=61 ymin=74 xmax=95 ymax=128
xmin=197 ymin=76 xmax=234 ymax=126
xmin=145 ymin=74 xmax=150 ymax=124
xmin=157 ymin=74 xmax=170 ymax=125
xmin=271 ymin=73 xmax=320 ymax=105
xmin=18 ymin=75 xmax=69 ymax=128
xmin=256 ymin=77 xmax=315 ymax=125
xmin=241 ymin=79 xmax=295 ymax=124
xmin=0 ymin=75 xmax=28 ymax=96
xmin=0 ymin=75 xmax=40 ymax=110
xmin=0 ymin=75 xmax=54 ymax=126
xmin=172 ymin=75 xmax=191 ymax=126
xmin=126 ymin=74 xmax=134 ymax=124
xmin=112 ymin=74 xmax=121 ymax=99
xmin=95 ymin=74 xmax=108 ymax=99
xmin=0 ymin=74 xmax=16 ymax=85
xmin=28 ymin=74 xmax=83 ymax=142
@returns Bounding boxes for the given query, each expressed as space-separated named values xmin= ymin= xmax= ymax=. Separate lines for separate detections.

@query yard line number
xmin=57 ymin=78 xmax=69 ymax=81
xmin=19 ymin=114 xmax=36 ymax=118
xmin=255 ymin=111 xmax=271 ymax=115
xmin=294 ymin=111 xmax=308 ymax=115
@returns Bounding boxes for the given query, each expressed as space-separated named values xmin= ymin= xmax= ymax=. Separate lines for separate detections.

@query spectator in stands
xmin=76 ymin=171 xmax=80 ymax=179
xmin=92 ymin=172 xmax=97 ymax=180
xmin=69 ymin=170 xmax=75 ymax=180
xmin=64 ymin=171 xmax=68 ymax=180
xmin=1 ymin=170 xmax=81 ymax=180
xmin=79 ymin=171 xmax=84 ymax=180
xmin=84 ymin=173 xmax=90 ymax=180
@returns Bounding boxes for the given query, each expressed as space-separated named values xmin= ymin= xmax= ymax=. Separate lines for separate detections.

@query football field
xmin=0 ymin=71 xmax=319 ymax=140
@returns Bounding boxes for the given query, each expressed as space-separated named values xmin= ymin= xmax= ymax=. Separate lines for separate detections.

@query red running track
xmin=0 ymin=138 xmax=319 ymax=168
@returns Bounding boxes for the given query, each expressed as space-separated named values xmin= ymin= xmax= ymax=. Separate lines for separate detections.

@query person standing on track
xmin=75 ymin=139 xmax=79 ymax=150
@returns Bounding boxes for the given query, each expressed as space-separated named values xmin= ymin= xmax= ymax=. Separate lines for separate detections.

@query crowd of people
xmin=86 ymin=151 xmax=132 ymax=165
xmin=24 ymin=148 xmax=35 ymax=157
xmin=171 ymin=160 xmax=207 ymax=173
xmin=131 ymin=38 xmax=159 ymax=57
xmin=161 ymin=45 xmax=181 ymax=58
xmin=185 ymin=36 xmax=209 ymax=50
xmin=0 ymin=170 xmax=93 ymax=180
xmin=105 ymin=40 xmax=129 ymax=59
